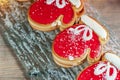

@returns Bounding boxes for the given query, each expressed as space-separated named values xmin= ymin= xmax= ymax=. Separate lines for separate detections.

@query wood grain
xmin=88 ymin=0 xmax=120 ymax=38
xmin=0 ymin=0 xmax=120 ymax=80
xmin=0 ymin=36 xmax=26 ymax=80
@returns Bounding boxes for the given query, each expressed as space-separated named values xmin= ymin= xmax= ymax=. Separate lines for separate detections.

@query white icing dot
xmin=40 ymin=13 xmax=43 ymax=15
xmin=68 ymin=55 xmax=74 ymax=60
xmin=35 ymin=9 xmax=37 ymax=12
xmin=50 ymin=16 xmax=53 ymax=18
xmin=32 ymin=12 xmax=35 ymax=14
xmin=63 ymin=51 xmax=65 ymax=53
xmin=70 ymin=47 xmax=72 ymax=49
xmin=90 ymin=44 xmax=92 ymax=46
xmin=76 ymin=43 xmax=79 ymax=46
xmin=92 ymin=39 xmax=94 ymax=41
xmin=39 ymin=7 xmax=42 ymax=10
xmin=51 ymin=20 xmax=61 ymax=27
xmin=60 ymin=38 xmax=63 ymax=41
xmin=76 ymin=52 xmax=79 ymax=55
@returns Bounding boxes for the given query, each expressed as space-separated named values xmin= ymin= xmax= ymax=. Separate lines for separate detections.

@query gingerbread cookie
xmin=77 ymin=52 xmax=120 ymax=80
xmin=28 ymin=0 xmax=84 ymax=31
xmin=52 ymin=15 xmax=109 ymax=67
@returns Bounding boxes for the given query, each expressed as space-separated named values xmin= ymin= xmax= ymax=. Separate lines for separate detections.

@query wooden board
xmin=0 ymin=36 xmax=26 ymax=80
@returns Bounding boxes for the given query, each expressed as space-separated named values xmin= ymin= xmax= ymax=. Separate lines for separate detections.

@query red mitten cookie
xmin=77 ymin=52 xmax=120 ymax=80
xmin=28 ymin=0 xmax=84 ymax=31
xmin=52 ymin=15 xmax=109 ymax=67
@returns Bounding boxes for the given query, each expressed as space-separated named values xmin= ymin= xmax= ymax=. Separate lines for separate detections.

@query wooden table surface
xmin=0 ymin=0 xmax=120 ymax=80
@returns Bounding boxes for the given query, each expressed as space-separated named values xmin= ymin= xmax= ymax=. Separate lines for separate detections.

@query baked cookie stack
xmin=77 ymin=52 xmax=120 ymax=80
xmin=28 ymin=0 xmax=85 ymax=31
xmin=18 ymin=0 xmax=119 ymax=79
xmin=52 ymin=15 xmax=109 ymax=67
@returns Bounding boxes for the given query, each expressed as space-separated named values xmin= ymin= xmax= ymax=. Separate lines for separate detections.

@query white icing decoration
xmin=105 ymin=52 xmax=120 ymax=70
xmin=69 ymin=0 xmax=81 ymax=8
xmin=94 ymin=63 xmax=107 ymax=75
xmin=81 ymin=15 xmax=107 ymax=40
xmin=46 ymin=0 xmax=55 ymax=4
xmin=68 ymin=55 xmax=74 ymax=60
xmin=46 ymin=0 xmax=66 ymax=8
xmin=56 ymin=0 xmax=66 ymax=8
xmin=51 ymin=20 xmax=61 ymax=26
xmin=94 ymin=62 xmax=117 ymax=80
xmin=69 ymin=25 xmax=93 ymax=41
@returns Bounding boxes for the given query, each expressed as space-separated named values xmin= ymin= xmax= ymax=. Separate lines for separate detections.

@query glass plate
xmin=0 ymin=0 xmax=120 ymax=80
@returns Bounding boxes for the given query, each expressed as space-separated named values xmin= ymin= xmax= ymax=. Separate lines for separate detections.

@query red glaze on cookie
xmin=77 ymin=61 xmax=120 ymax=80
xmin=29 ymin=0 xmax=74 ymax=24
xmin=53 ymin=24 xmax=101 ymax=60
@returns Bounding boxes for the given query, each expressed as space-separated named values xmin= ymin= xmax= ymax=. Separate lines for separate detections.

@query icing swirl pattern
xmin=77 ymin=61 xmax=120 ymax=80
xmin=46 ymin=0 xmax=81 ymax=8
xmin=46 ymin=0 xmax=66 ymax=8
xmin=69 ymin=25 xmax=93 ymax=41
xmin=94 ymin=62 xmax=117 ymax=80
